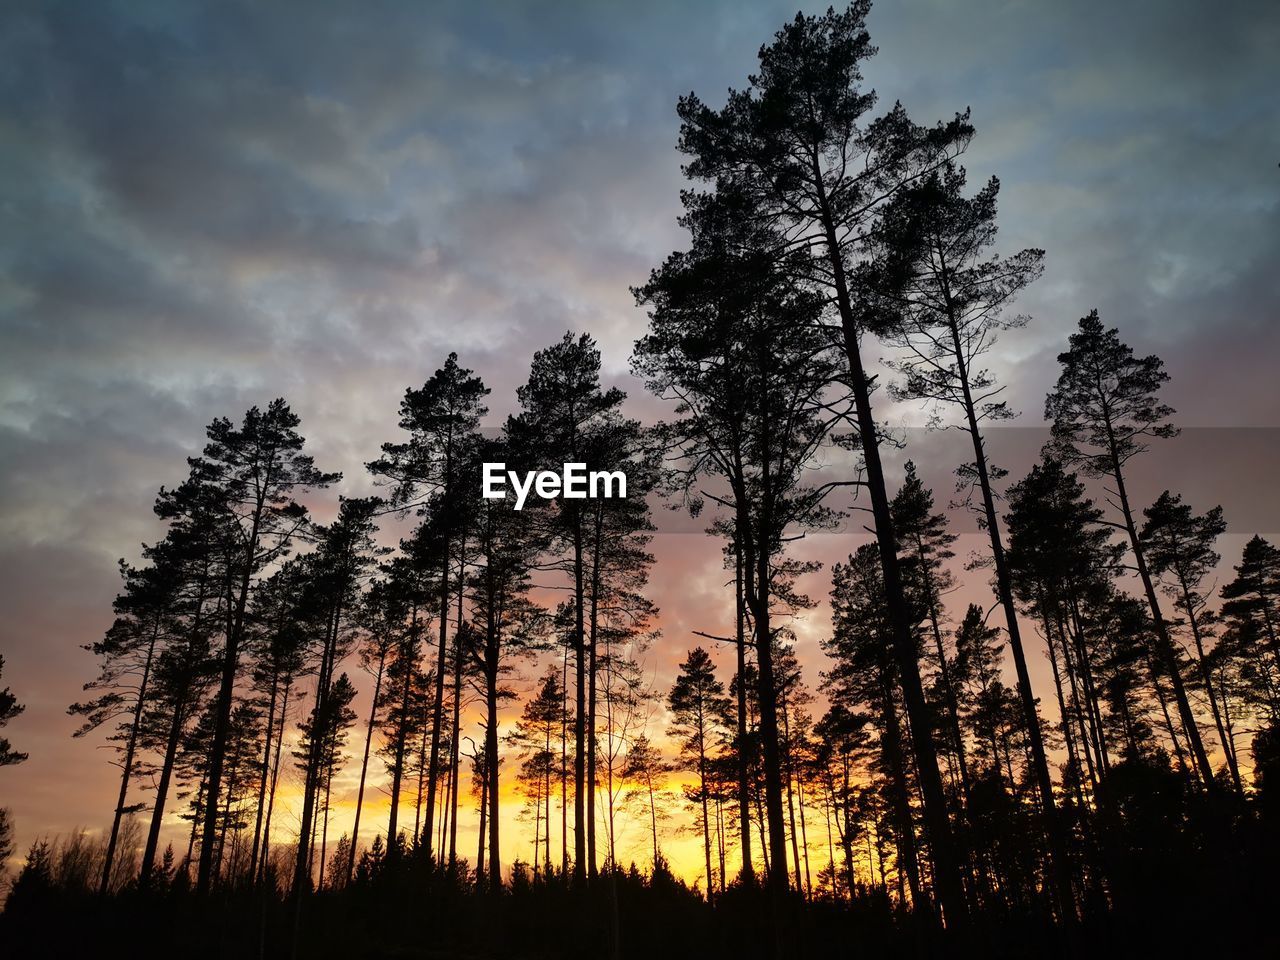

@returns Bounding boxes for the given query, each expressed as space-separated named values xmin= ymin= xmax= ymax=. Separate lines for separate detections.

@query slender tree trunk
xmin=448 ymin=554 xmax=466 ymax=868
xmin=185 ymin=771 xmax=207 ymax=872
xmin=735 ymin=538 xmax=755 ymax=884
xmin=1065 ymin=608 xmax=1109 ymax=780
xmin=259 ymin=680 xmax=291 ymax=886
xmin=348 ymin=650 xmax=386 ymax=884
xmin=476 ymin=751 xmax=488 ymax=887
xmin=318 ymin=758 xmax=333 ymax=890
xmin=822 ymin=782 xmax=837 ymax=899
xmin=486 ymin=660 xmax=501 ymax=890
xmin=199 ymin=497 xmax=266 ymax=895
xmin=561 ymin=636 xmax=570 ymax=877
xmin=248 ymin=665 xmax=280 ymax=884
xmin=840 ymin=758 xmax=855 ymax=896
xmin=699 ymin=734 xmax=713 ymax=901
xmin=717 ymin=796 xmax=727 ymax=894
xmin=755 ymin=787 xmax=770 ymax=876
xmin=424 ymin=545 xmax=452 ymax=866
xmin=587 ymin=506 xmax=603 ymax=879
xmin=293 ymin=599 xmax=342 ymax=894
xmin=414 ymin=723 xmax=428 ymax=846
xmin=1053 ymin=610 xmax=1099 ymax=797
xmin=940 ymin=301 xmax=1074 ymax=922
xmin=101 ymin=616 xmax=161 ymax=895
xmin=573 ymin=522 xmax=587 ymax=885
xmin=878 ymin=676 xmax=924 ymax=909
xmin=820 ymin=204 xmax=965 ymax=925
xmin=545 ymin=722 xmax=554 ymax=875
xmin=216 ymin=744 xmax=242 ymax=878
xmin=647 ymin=772 xmax=660 ymax=870
xmin=741 ymin=525 xmax=790 ymax=897
xmin=1044 ymin=609 xmax=1092 ymax=808
xmin=797 ymin=777 xmax=812 ymax=898
xmin=922 ymin=565 xmax=973 ymax=806
xmin=139 ymin=689 xmax=189 ymax=885
xmin=1104 ymin=424 xmax=1215 ymax=787
xmin=781 ymin=697 xmax=803 ymax=895
xmin=386 ymin=648 xmax=414 ymax=857
xmin=1178 ymin=577 xmax=1242 ymax=792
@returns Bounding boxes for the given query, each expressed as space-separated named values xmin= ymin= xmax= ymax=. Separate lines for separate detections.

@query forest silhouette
xmin=2 ymin=4 xmax=1278 ymax=959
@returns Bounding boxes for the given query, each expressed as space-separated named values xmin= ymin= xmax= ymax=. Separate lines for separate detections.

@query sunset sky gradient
xmin=1 ymin=0 xmax=1278 ymax=883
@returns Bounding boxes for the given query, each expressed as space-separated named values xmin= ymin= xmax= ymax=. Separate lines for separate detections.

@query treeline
xmin=3 ymin=3 xmax=1280 ymax=958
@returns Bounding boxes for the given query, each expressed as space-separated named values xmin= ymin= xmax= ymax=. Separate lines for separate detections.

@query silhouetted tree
xmin=1046 ymin=312 xmax=1215 ymax=788
xmin=162 ymin=400 xmax=339 ymax=894
xmin=70 ymin=552 xmax=181 ymax=893
xmin=345 ymin=574 xmax=406 ymax=884
xmin=1 ymin=655 xmax=28 ymax=767
xmin=669 ymin=648 xmax=730 ymax=900
xmin=880 ymin=160 xmax=1075 ymax=919
xmin=1221 ymin=536 xmax=1280 ymax=693
xmin=509 ymin=331 xmax=625 ymax=883
xmin=464 ymin=437 xmax=547 ymax=888
xmin=291 ymin=498 xmax=381 ymax=893
xmin=634 ymin=191 xmax=843 ymax=909
xmin=509 ymin=668 xmax=565 ymax=876
xmin=0 ymin=656 xmax=24 ymax=897
xmin=892 ymin=464 xmax=971 ymax=804
xmin=369 ymin=353 xmax=489 ymax=866
xmin=824 ymin=546 xmax=926 ymax=909
xmin=670 ymin=3 xmax=975 ymax=921
xmin=1141 ymin=493 xmax=1240 ymax=791
xmin=293 ymin=673 xmax=357 ymax=888
xmin=245 ymin=561 xmax=309 ymax=885
xmin=1005 ymin=456 xmax=1120 ymax=812
xmin=622 ymin=734 xmax=671 ymax=872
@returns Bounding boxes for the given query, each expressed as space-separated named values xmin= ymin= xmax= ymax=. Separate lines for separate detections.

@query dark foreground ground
xmin=2 ymin=840 xmax=1277 ymax=960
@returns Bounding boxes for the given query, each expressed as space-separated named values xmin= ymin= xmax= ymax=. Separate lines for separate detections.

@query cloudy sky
xmin=2 ymin=0 xmax=1277 ymax=877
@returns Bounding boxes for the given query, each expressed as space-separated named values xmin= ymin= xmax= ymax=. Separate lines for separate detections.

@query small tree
xmin=1221 ymin=536 xmax=1280 ymax=676
xmin=0 ymin=654 xmax=26 ymax=767
xmin=668 ymin=647 xmax=730 ymax=900
xmin=621 ymin=735 xmax=671 ymax=873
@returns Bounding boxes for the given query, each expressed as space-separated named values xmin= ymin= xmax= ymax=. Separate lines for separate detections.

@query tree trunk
xmin=1104 ymin=422 xmax=1216 ymax=788
xmin=698 ymin=733 xmax=713 ymax=900
xmin=101 ymin=615 xmax=160 ymax=895
xmin=139 ymin=688 xmax=189 ymax=886
xmin=386 ymin=648 xmax=414 ymax=857
xmin=1178 ymin=576 xmax=1242 ymax=792
xmin=878 ymin=675 xmax=924 ymax=909
xmin=348 ymin=650 xmax=386 ymax=884
xmin=259 ymin=680 xmax=291 ymax=886
xmin=248 ymin=664 xmax=280 ymax=884
xmin=587 ymin=504 xmax=603 ymax=879
xmin=820 ymin=202 xmax=965 ymax=926
xmin=486 ymin=661 xmax=501 ymax=890
xmin=424 ymin=546 xmax=452 ymax=865
xmin=293 ymin=599 xmax=342 ymax=894
xmin=940 ymin=299 xmax=1074 ymax=923
xmin=199 ymin=496 xmax=265 ymax=895
xmin=573 ymin=524 xmax=587 ymax=885
xmin=448 ymin=551 xmax=466 ymax=868
xmin=735 ymin=539 xmax=755 ymax=884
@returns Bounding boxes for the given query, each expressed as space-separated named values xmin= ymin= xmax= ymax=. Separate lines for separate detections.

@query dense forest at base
xmin=2 ymin=822 xmax=1278 ymax=959
xmin=3 ymin=3 xmax=1279 ymax=958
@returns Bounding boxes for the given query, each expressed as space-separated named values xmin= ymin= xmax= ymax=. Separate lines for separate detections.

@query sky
xmin=1 ymin=0 xmax=1278 ymax=884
